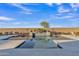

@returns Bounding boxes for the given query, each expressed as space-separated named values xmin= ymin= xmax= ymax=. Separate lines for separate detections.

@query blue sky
xmin=0 ymin=3 xmax=79 ymax=28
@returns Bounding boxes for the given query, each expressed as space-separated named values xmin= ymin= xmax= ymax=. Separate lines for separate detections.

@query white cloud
xmin=20 ymin=11 xmax=33 ymax=15
xmin=58 ymin=6 xmax=70 ymax=13
xmin=71 ymin=3 xmax=79 ymax=8
xmin=11 ymin=21 xmax=33 ymax=25
xmin=70 ymin=3 xmax=79 ymax=11
xmin=0 ymin=16 xmax=14 ymax=21
xmin=46 ymin=3 xmax=53 ymax=6
xmin=13 ymin=22 xmax=21 ymax=25
xmin=70 ymin=3 xmax=76 ymax=8
xmin=49 ymin=14 xmax=73 ymax=20
xmin=11 ymin=4 xmax=30 ymax=11
xmin=50 ymin=24 xmax=64 ymax=28
xmin=57 ymin=15 xmax=74 ymax=19
xmin=56 ymin=3 xmax=62 ymax=5
xmin=46 ymin=3 xmax=62 ymax=6
xmin=62 ymin=13 xmax=79 ymax=19
xmin=9 ymin=3 xmax=32 ymax=14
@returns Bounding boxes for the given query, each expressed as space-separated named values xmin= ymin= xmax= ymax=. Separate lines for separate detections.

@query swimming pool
xmin=17 ymin=37 xmax=61 ymax=49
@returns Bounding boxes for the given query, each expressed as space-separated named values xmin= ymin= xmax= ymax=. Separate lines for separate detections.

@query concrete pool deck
xmin=0 ymin=35 xmax=26 ymax=50
xmin=61 ymin=35 xmax=79 ymax=40
xmin=0 ymin=35 xmax=13 ymax=40
xmin=0 ymin=40 xmax=25 ymax=50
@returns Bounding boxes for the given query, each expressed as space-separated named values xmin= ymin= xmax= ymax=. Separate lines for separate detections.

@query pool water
xmin=18 ymin=37 xmax=59 ymax=49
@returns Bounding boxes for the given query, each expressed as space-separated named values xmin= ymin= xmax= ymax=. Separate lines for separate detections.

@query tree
xmin=38 ymin=28 xmax=47 ymax=33
xmin=40 ymin=21 xmax=49 ymax=28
